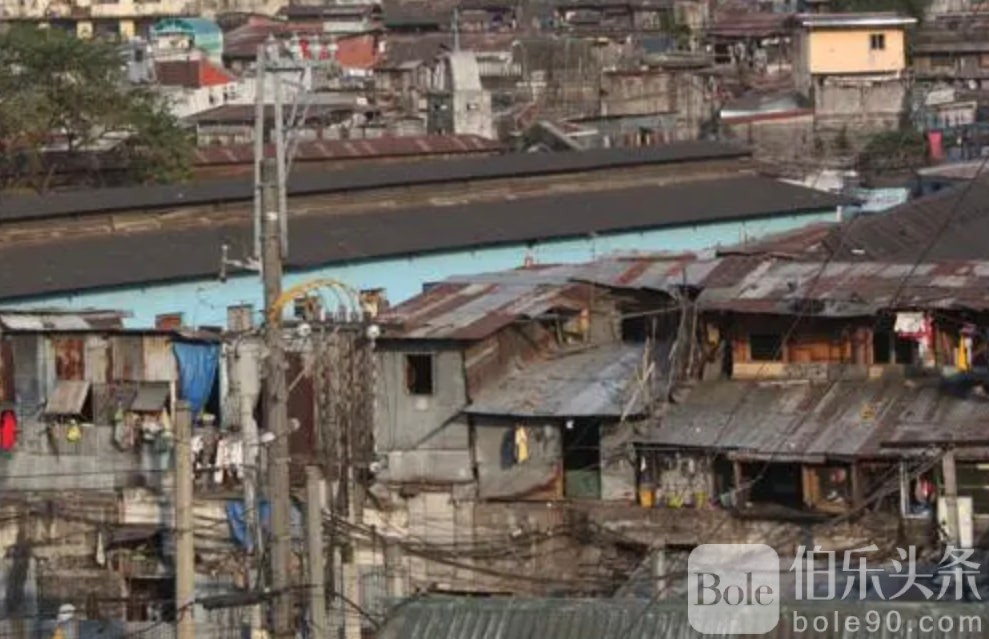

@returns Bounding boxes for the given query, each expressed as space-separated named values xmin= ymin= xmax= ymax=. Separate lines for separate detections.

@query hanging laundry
xmin=894 ymin=312 xmax=927 ymax=337
xmin=928 ymin=130 xmax=944 ymax=161
xmin=957 ymin=339 xmax=971 ymax=371
xmin=514 ymin=426 xmax=529 ymax=463
xmin=0 ymin=410 xmax=16 ymax=452
xmin=66 ymin=422 xmax=82 ymax=443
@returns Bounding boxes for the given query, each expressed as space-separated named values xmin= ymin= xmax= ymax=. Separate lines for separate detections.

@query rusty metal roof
xmin=441 ymin=253 xmax=717 ymax=291
xmin=46 ymin=380 xmax=91 ymax=416
xmin=0 ymin=310 xmax=126 ymax=331
xmin=644 ymin=376 xmax=989 ymax=460
xmin=192 ymin=135 xmax=501 ymax=166
xmin=379 ymin=281 xmax=588 ymax=340
xmin=706 ymin=11 xmax=794 ymax=37
xmin=466 ymin=343 xmax=653 ymax=418
xmin=699 ymin=259 xmax=989 ymax=315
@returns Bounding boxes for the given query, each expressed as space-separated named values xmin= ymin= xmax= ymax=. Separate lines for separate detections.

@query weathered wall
xmin=722 ymin=113 xmax=815 ymax=164
xmin=0 ymin=332 xmax=180 ymax=492
xmin=600 ymin=71 xmax=674 ymax=117
xmin=474 ymin=420 xmax=562 ymax=500
xmin=814 ymin=76 xmax=907 ymax=121
xmin=600 ymin=422 xmax=637 ymax=501
xmin=374 ymin=346 xmax=472 ymax=483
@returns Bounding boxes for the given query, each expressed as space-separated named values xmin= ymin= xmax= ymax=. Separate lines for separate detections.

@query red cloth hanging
xmin=0 ymin=410 xmax=16 ymax=451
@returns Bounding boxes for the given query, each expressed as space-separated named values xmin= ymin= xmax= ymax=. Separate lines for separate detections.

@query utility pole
xmin=253 ymin=45 xmax=266 ymax=260
xmin=262 ymin=156 xmax=293 ymax=639
xmin=175 ymin=400 xmax=195 ymax=639
xmin=306 ymin=466 xmax=328 ymax=638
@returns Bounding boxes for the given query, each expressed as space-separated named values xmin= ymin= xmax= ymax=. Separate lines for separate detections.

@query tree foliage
xmin=0 ymin=26 xmax=192 ymax=192
xmin=855 ymin=129 xmax=928 ymax=175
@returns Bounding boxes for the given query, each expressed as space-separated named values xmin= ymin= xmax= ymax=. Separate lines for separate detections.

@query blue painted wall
xmin=2 ymin=211 xmax=838 ymax=328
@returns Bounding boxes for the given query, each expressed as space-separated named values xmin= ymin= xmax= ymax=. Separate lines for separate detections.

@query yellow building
xmin=795 ymin=13 xmax=917 ymax=93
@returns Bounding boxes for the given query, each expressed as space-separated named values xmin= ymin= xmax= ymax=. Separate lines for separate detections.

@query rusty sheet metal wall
xmin=464 ymin=325 xmax=553 ymax=399
xmin=51 ymin=337 xmax=85 ymax=381
xmin=84 ymin=336 xmax=110 ymax=383
xmin=92 ymin=383 xmax=139 ymax=426
xmin=0 ymin=341 xmax=14 ymax=404
xmin=142 ymin=335 xmax=177 ymax=382
xmin=111 ymin=336 xmax=144 ymax=382
xmin=9 ymin=335 xmax=43 ymax=412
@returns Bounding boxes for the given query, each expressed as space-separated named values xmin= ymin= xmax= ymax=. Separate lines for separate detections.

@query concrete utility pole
xmin=262 ymin=157 xmax=294 ymax=639
xmin=253 ymin=45 xmax=266 ymax=260
xmin=175 ymin=400 xmax=195 ymax=639
xmin=306 ymin=466 xmax=328 ymax=637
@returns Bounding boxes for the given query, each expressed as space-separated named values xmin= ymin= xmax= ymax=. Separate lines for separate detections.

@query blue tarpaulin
xmin=172 ymin=341 xmax=220 ymax=419
xmin=226 ymin=499 xmax=304 ymax=551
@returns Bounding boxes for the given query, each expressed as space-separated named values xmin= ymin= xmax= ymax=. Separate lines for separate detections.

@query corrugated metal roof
xmin=825 ymin=177 xmax=989 ymax=262
xmin=466 ymin=343 xmax=654 ymax=418
xmin=645 ymin=376 xmax=989 ymax=460
xmin=130 ymin=383 xmax=170 ymax=413
xmin=699 ymin=259 xmax=989 ymax=315
xmin=379 ymin=598 xmax=989 ymax=639
xmin=379 ymin=281 xmax=587 ymax=340
xmin=798 ymin=12 xmax=917 ymax=28
xmin=0 ymin=311 xmax=125 ymax=331
xmin=192 ymin=135 xmax=501 ymax=167
xmin=46 ymin=380 xmax=91 ymax=416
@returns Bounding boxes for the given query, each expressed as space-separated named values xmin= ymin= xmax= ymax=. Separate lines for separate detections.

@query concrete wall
xmin=0 ymin=421 xmax=147 ymax=492
xmin=600 ymin=422 xmax=637 ymax=501
xmin=600 ymin=72 xmax=674 ymax=117
xmin=1 ymin=210 xmax=842 ymax=328
xmin=804 ymin=28 xmax=907 ymax=75
xmin=722 ymin=114 xmax=815 ymax=165
xmin=814 ymin=77 xmax=907 ymax=119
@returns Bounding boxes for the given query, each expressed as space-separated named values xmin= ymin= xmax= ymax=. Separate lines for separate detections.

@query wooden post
xmin=943 ymin=449 xmax=959 ymax=545
xmin=175 ymin=400 xmax=195 ymax=639
xmin=850 ymin=463 xmax=863 ymax=511
xmin=899 ymin=461 xmax=909 ymax=517
xmin=732 ymin=460 xmax=747 ymax=507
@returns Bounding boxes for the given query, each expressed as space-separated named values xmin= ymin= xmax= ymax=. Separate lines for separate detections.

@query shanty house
xmin=640 ymin=256 xmax=989 ymax=536
xmin=372 ymin=258 xmax=686 ymax=501
xmin=0 ymin=310 xmax=221 ymax=492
